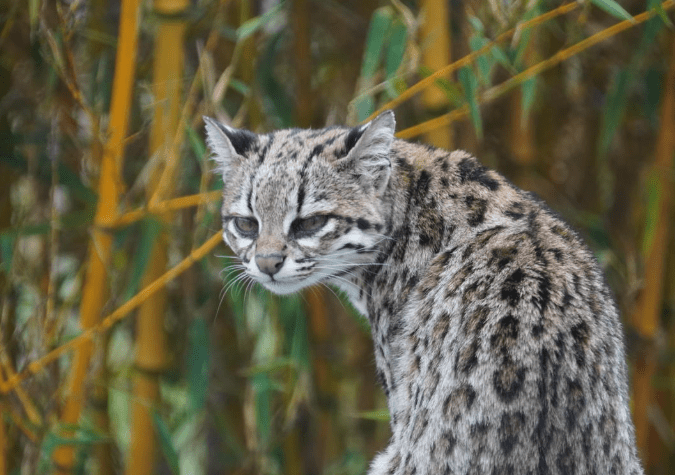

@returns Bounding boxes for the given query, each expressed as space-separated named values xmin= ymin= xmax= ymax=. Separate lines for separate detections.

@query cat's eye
xmin=294 ymin=215 xmax=328 ymax=235
xmin=234 ymin=217 xmax=259 ymax=236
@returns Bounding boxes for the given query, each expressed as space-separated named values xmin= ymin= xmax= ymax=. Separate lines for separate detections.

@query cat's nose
xmin=255 ymin=254 xmax=285 ymax=276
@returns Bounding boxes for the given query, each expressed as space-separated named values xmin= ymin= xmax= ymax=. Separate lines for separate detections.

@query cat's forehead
xmin=259 ymin=126 xmax=351 ymax=165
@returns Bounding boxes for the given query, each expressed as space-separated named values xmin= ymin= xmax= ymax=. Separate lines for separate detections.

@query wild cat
xmin=205 ymin=111 xmax=643 ymax=474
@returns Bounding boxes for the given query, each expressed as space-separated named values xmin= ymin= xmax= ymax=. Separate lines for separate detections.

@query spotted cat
xmin=205 ymin=111 xmax=643 ymax=474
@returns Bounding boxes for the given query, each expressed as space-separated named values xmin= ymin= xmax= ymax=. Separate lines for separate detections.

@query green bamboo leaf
xmin=385 ymin=20 xmax=407 ymax=79
xmin=186 ymin=123 xmax=206 ymax=163
xmin=152 ymin=411 xmax=180 ymax=475
xmin=521 ymin=77 xmax=537 ymax=125
xmin=418 ymin=66 xmax=464 ymax=107
xmin=122 ymin=218 xmax=162 ymax=301
xmin=458 ymin=66 xmax=483 ymax=139
xmin=354 ymin=409 xmax=390 ymax=421
xmin=258 ymin=32 xmax=294 ymax=128
xmin=236 ymin=2 xmax=284 ymax=41
xmin=467 ymin=16 xmax=484 ymax=34
xmin=241 ymin=357 xmax=296 ymax=376
xmin=252 ymin=373 xmax=272 ymax=445
xmin=361 ymin=8 xmax=392 ymax=79
xmin=642 ymin=169 xmax=661 ymax=258
xmin=187 ymin=318 xmax=210 ymax=412
xmin=490 ymin=45 xmax=513 ymax=72
xmin=354 ymin=95 xmax=375 ymax=123
xmin=644 ymin=68 xmax=662 ymax=127
xmin=0 ymin=234 xmax=15 ymax=274
xmin=598 ymin=68 xmax=630 ymax=159
xmin=648 ymin=0 xmax=673 ymax=27
xmin=469 ymin=35 xmax=492 ymax=86
xmin=590 ymin=0 xmax=634 ymax=22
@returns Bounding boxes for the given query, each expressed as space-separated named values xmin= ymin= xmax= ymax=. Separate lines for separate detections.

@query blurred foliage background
xmin=0 ymin=0 xmax=674 ymax=474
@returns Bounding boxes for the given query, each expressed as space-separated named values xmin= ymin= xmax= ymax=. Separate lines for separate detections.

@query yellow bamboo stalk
xmin=631 ymin=31 xmax=675 ymax=463
xmin=125 ymin=1 xmax=189 ymax=473
xmin=110 ymin=190 xmax=222 ymax=229
xmin=419 ymin=0 xmax=452 ymax=148
xmin=395 ymin=1 xmax=675 ymax=139
xmin=0 ymin=232 xmax=222 ymax=396
xmin=52 ymin=0 xmax=142 ymax=472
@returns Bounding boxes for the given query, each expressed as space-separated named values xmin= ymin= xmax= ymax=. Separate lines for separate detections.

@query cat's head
xmin=204 ymin=111 xmax=396 ymax=295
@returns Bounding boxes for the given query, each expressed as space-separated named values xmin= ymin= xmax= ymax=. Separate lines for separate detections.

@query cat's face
xmin=205 ymin=111 xmax=396 ymax=295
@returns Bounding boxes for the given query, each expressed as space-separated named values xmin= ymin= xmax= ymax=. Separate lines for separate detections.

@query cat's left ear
xmin=342 ymin=110 xmax=396 ymax=195
xmin=203 ymin=117 xmax=258 ymax=178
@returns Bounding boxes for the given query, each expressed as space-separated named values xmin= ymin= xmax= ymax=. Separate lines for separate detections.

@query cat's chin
xmin=261 ymin=279 xmax=311 ymax=295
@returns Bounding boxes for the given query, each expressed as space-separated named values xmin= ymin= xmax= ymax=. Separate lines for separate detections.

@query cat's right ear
xmin=203 ymin=117 xmax=258 ymax=176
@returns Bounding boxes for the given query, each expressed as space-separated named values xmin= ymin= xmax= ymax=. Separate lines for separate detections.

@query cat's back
xmin=377 ymin=143 xmax=642 ymax=474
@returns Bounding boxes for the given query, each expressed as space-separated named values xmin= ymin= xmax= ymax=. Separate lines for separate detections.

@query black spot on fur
xmin=455 ymin=340 xmax=479 ymax=375
xmin=493 ymin=360 xmax=526 ymax=403
xmin=458 ymin=157 xmax=500 ymax=190
xmin=490 ymin=246 xmax=518 ymax=270
xmin=534 ymin=272 xmax=551 ymax=315
xmin=505 ymin=202 xmax=526 ymax=220
xmin=464 ymin=195 xmax=488 ymax=227
xmin=491 ymin=314 xmax=519 ymax=356
xmin=571 ymin=321 xmax=590 ymax=367
xmin=440 ymin=177 xmax=449 ymax=188
xmin=416 ymin=170 xmax=432 ymax=198
xmin=500 ymin=411 xmax=526 ymax=454
xmin=501 ymin=268 xmax=525 ymax=306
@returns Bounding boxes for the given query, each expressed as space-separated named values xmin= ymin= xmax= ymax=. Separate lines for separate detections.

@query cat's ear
xmin=203 ymin=117 xmax=258 ymax=176
xmin=342 ymin=110 xmax=396 ymax=195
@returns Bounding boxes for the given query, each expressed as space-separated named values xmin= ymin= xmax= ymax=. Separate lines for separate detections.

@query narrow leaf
xmin=521 ymin=77 xmax=537 ymax=125
xmin=458 ymin=66 xmax=483 ymax=139
xmin=354 ymin=409 xmax=390 ymax=421
xmin=185 ymin=123 xmax=206 ymax=164
xmin=236 ymin=2 xmax=284 ymax=41
xmin=648 ymin=0 xmax=674 ymax=27
xmin=642 ymin=169 xmax=661 ymax=258
xmin=152 ymin=411 xmax=180 ymax=475
xmin=122 ymin=218 xmax=162 ymax=301
xmin=385 ymin=20 xmax=407 ymax=79
xmin=598 ymin=68 xmax=631 ymax=159
xmin=0 ymin=234 xmax=15 ymax=273
xmin=257 ymin=32 xmax=294 ymax=128
xmin=361 ymin=8 xmax=392 ymax=79
xmin=187 ymin=318 xmax=210 ymax=412
xmin=590 ymin=0 xmax=634 ymax=22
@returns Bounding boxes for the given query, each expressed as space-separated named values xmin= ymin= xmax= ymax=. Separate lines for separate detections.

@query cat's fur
xmin=205 ymin=111 xmax=643 ymax=474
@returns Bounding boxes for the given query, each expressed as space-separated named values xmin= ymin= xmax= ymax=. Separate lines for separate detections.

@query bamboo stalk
xmin=395 ymin=1 xmax=675 ymax=139
xmin=110 ymin=190 xmax=222 ymax=229
xmin=419 ymin=0 xmax=452 ymax=148
xmin=52 ymin=0 xmax=142 ymax=472
xmin=630 ymin=31 xmax=675 ymax=464
xmin=125 ymin=1 xmax=189 ymax=473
